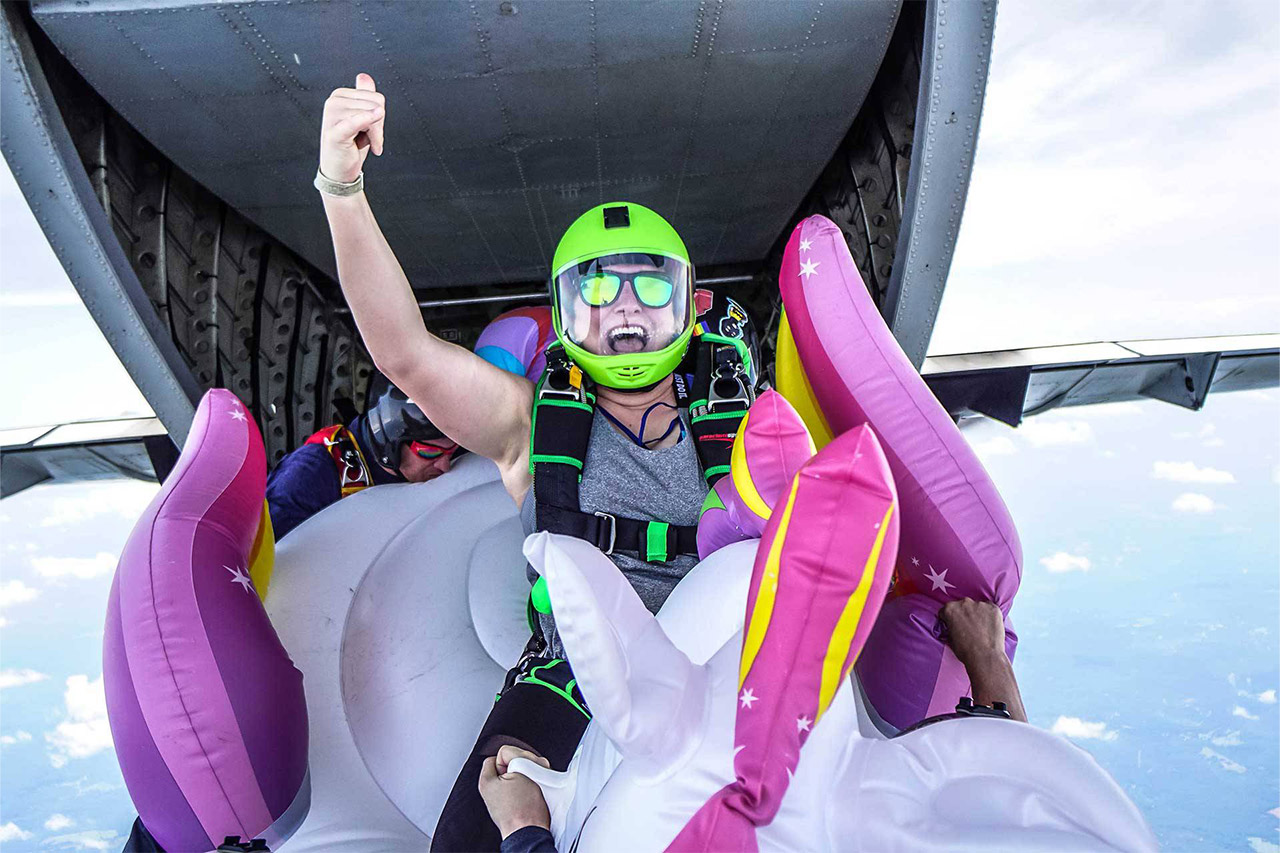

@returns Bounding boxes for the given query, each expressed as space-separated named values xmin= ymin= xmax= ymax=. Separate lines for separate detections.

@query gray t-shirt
xmin=521 ymin=409 xmax=708 ymax=660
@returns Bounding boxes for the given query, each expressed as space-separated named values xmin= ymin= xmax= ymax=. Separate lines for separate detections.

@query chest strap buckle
xmin=707 ymin=370 xmax=751 ymax=413
xmin=593 ymin=511 xmax=617 ymax=555
xmin=539 ymin=360 xmax=588 ymax=404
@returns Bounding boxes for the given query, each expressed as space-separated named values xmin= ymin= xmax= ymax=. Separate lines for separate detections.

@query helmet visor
xmin=554 ymin=253 xmax=692 ymax=356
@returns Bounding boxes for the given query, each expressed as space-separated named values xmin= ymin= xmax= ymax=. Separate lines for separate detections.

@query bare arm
xmin=940 ymin=598 xmax=1027 ymax=722
xmin=318 ymin=75 xmax=532 ymax=501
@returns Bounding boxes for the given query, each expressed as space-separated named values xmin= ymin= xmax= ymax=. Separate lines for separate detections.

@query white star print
xmin=225 ymin=564 xmax=254 ymax=593
xmin=924 ymin=565 xmax=955 ymax=594
xmin=740 ymin=688 xmax=758 ymax=709
xmin=798 ymin=238 xmax=813 ymax=252
xmin=228 ymin=409 xmax=247 ymax=422
xmin=799 ymin=259 xmax=820 ymax=279
xmin=911 ymin=556 xmax=920 ymax=566
xmin=796 ymin=715 xmax=812 ymax=733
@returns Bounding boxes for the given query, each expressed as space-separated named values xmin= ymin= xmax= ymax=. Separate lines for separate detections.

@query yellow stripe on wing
xmin=729 ymin=409 xmax=773 ymax=521
xmin=816 ymin=502 xmax=895 ymax=720
xmin=775 ymin=311 xmax=834 ymax=450
xmin=739 ymin=475 xmax=801 ymax=689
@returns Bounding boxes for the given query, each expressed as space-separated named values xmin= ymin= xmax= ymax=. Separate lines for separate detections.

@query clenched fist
xmin=478 ymin=745 xmax=552 ymax=838
xmin=940 ymin=598 xmax=1006 ymax=668
xmin=319 ymin=73 xmax=386 ymax=184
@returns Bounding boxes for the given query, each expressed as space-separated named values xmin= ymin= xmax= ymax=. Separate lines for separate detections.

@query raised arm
xmin=317 ymin=74 xmax=533 ymax=502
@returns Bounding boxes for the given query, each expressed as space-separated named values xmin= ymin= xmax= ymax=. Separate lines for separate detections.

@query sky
xmin=2 ymin=1 xmax=1278 ymax=851
xmin=929 ymin=0 xmax=1280 ymax=353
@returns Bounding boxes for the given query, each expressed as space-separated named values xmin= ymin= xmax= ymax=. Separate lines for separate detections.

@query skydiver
xmin=316 ymin=73 xmax=760 ymax=850
xmin=265 ymin=374 xmax=459 ymax=539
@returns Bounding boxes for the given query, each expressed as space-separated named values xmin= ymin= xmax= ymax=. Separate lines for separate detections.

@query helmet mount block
xmin=603 ymin=206 xmax=630 ymax=229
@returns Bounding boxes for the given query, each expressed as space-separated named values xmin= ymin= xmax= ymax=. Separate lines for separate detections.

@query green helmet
xmin=550 ymin=202 xmax=695 ymax=389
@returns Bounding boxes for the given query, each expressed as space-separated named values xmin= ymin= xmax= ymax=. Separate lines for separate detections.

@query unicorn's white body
xmin=266 ymin=451 xmax=1152 ymax=851
xmin=518 ymin=532 xmax=1156 ymax=853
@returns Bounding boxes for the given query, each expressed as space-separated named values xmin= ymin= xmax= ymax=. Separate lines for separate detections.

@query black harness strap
xmin=531 ymin=347 xmax=595 ymax=535
xmin=687 ymin=326 xmax=751 ymax=486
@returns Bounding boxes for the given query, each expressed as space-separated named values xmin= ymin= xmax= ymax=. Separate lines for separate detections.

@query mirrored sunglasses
xmin=577 ymin=272 xmax=675 ymax=308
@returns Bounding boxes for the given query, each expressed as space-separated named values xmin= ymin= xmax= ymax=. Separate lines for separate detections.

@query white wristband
xmin=314 ymin=167 xmax=364 ymax=197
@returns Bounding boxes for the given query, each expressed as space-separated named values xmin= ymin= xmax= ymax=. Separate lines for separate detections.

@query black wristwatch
xmin=954 ymin=696 xmax=1012 ymax=719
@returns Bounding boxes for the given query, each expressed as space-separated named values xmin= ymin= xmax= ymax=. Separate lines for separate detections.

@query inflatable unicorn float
xmin=102 ymin=217 xmax=1156 ymax=851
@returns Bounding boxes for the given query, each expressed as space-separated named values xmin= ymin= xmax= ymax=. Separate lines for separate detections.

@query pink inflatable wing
xmin=671 ymin=425 xmax=899 ymax=852
xmin=778 ymin=215 xmax=1022 ymax=731
xmin=474 ymin=305 xmax=556 ymax=382
xmin=696 ymin=390 xmax=816 ymax=560
xmin=104 ymin=390 xmax=308 ymax=852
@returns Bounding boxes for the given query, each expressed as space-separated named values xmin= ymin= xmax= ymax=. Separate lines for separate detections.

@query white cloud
xmin=973 ymin=435 xmax=1018 ymax=458
xmin=0 ymin=730 xmax=33 ymax=745
xmin=1172 ymin=493 xmax=1217 ymax=514
xmin=0 ymin=579 xmax=40 ymax=608
xmin=38 ymin=482 xmax=157 ymax=528
xmin=1200 ymin=747 xmax=1247 ymax=774
xmin=1050 ymin=716 xmax=1117 ymax=741
xmin=57 ymin=777 xmax=123 ymax=797
xmin=1198 ymin=722 xmax=1239 ymax=742
xmin=31 ymin=552 xmax=118 ymax=581
xmin=0 ymin=668 xmax=49 ymax=689
xmin=0 ymin=617 xmax=7 ymax=628
xmin=1248 ymin=839 xmax=1280 ymax=853
xmin=1233 ymin=705 xmax=1260 ymax=721
xmin=44 ymin=814 xmax=74 ymax=831
xmin=39 ymin=830 xmax=120 ymax=851
xmin=1018 ymin=420 xmax=1093 ymax=447
xmin=1152 ymin=461 xmax=1236 ymax=484
xmin=1040 ymin=551 xmax=1092 ymax=574
xmin=1258 ymin=690 xmax=1276 ymax=705
xmin=45 ymin=674 xmax=112 ymax=768
xmin=0 ymin=823 xmax=34 ymax=842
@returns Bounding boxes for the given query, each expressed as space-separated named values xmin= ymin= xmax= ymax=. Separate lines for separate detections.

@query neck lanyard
xmin=599 ymin=401 xmax=686 ymax=449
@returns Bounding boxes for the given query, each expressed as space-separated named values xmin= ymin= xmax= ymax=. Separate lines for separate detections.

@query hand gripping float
xmin=775 ymin=214 xmax=1022 ymax=732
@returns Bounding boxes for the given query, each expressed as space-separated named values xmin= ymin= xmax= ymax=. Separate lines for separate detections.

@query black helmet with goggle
xmin=362 ymin=374 xmax=459 ymax=473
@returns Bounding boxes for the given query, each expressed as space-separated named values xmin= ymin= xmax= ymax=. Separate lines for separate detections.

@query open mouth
xmin=606 ymin=324 xmax=651 ymax=354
